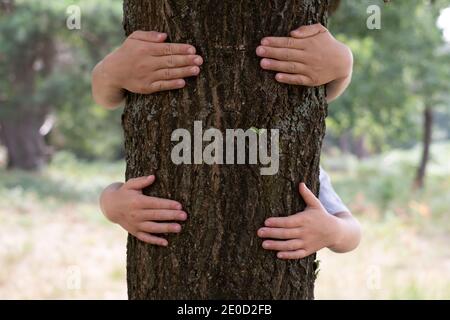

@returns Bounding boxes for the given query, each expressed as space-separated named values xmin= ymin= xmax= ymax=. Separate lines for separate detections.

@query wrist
xmin=333 ymin=44 xmax=353 ymax=82
xmin=99 ymin=182 xmax=123 ymax=223
xmin=327 ymin=214 xmax=346 ymax=251
xmin=94 ymin=60 xmax=121 ymax=91
xmin=92 ymin=55 xmax=126 ymax=108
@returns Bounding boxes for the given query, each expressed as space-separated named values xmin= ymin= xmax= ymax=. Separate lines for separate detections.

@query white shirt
xmin=319 ymin=167 xmax=350 ymax=215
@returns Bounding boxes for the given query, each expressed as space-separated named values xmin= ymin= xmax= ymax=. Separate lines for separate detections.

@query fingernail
xmin=179 ymin=212 xmax=187 ymax=220
xmin=262 ymin=241 xmax=270 ymax=249
xmin=261 ymin=59 xmax=269 ymax=67
xmin=256 ymin=46 xmax=265 ymax=55
xmin=176 ymin=80 xmax=185 ymax=87
xmin=188 ymin=47 xmax=196 ymax=54
xmin=277 ymin=252 xmax=285 ymax=259
xmin=191 ymin=66 xmax=200 ymax=74
xmin=194 ymin=56 xmax=203 ymax=65
xmin=173 ymin=224 xmax=181 ymax=232
xmin=161 ymin=240 xmax=168 ymax=246
xmin=261 ymin=38 xmax=269 ymax=46
xmin=275 ymin=73 xmax=283 ymax=81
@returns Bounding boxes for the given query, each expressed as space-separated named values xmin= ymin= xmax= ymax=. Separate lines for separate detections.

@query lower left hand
xmin=257 ymin=183 xmax=342 ymax=260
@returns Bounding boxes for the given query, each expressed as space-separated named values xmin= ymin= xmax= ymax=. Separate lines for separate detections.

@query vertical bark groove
xmin=123 ymin=0 xmax=329 ymax=299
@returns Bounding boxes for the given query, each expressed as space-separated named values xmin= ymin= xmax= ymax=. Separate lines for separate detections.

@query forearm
xmin=99 ymin=182 xmax=124 ymax=222
xmin=326 ymin=72 xmax=352 ymax=103
xmin=92 ymin=58 xmax=125 ymax=109
xmin=328 ymin=212 xmax=361 ymax=253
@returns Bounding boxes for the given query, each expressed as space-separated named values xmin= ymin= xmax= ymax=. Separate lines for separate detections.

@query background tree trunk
xmin=123 ymin=0 xmax=329 ymax=299
xmin=414 ymin=105 xmax=433 ymax=189
xmin=0 ymin=113 xmax=50 ymax=171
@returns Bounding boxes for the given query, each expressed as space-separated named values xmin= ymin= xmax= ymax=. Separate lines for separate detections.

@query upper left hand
xmin=257 ymin=183 xmax=343 ymax=260
xmin=256 ymin=23 xmax=353 ymax=87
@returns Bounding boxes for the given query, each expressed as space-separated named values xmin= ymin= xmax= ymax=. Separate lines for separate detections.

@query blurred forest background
xmin=0 ymin=0 xmax=449 ymax=299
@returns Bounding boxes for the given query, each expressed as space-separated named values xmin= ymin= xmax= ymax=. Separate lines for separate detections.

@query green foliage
xmin=329 ymin=0 xmax=450 ymax=151
xmin=0 ymin=151 xmax=124 ymax=206
xmin=0 ymin=0 xmax=124 ymax=160
xmin=322 ymin=141 xmax=450 ymax=221
xmin=1 ymin=0 xmax=449 ymax=160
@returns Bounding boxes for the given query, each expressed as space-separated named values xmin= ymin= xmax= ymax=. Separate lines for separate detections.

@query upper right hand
xmin=98 ymin=30 xmax=203 ymax=95
xmin=100 ymin=175 xmax=188 ymax=246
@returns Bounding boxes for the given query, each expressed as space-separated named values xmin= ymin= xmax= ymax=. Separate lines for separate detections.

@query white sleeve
xmin=318 ymin=167 xmax=350 ymax=215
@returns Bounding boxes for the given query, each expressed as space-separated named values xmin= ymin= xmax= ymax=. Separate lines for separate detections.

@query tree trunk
xmin=414 ymin=105 xmax=433 ymax=189
xmin=354 ymin=134 xmax=369 ymax=159
xmin=123 ymin=0 xmax=329 ymax=299
xmin=0 ymin=112 xmax=50 ymax=171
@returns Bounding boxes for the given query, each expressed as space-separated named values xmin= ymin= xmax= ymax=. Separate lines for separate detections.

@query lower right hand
xmin=99 ymin=30 xmax=203 ymax=95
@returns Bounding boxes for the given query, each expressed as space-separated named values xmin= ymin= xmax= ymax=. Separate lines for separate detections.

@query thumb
xmin=290 ymin=23 xmax=328 ymax=39
xmin=125 ymin=175 xmax=156 ymax=190
xmin=298 ymin=182 xmax=322 ymax=208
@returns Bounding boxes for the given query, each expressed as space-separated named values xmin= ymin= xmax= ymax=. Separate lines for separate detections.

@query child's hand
xmin=256 ymin=23 xmax=352 ymax=88
xmin=100 ymin=175 xmax=187 ymax=246
xmin=92 ymin=31 xmax=203 ymax=108
xmin=257 ymin=183 xmax=343 ymax=260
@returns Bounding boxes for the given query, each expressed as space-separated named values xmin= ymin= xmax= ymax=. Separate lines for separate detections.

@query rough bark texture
xmin=123 ymin=0 xmax=329 ymax=299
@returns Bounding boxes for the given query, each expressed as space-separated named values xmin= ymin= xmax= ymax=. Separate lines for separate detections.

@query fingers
xmin=129 ymin=30 xmax=167 ymax=43
xmin=147 ymin=42 xmax=196 ymax=56
xmin=262 ymin=239 xmax=303 ymax=251
xmin=277 ymin=249 xmax=309 ymax=260
xmin=139 ymin=221 xmax=182 ymax=234
xmin=298 ymin=182 xmax=322 ymax=208
xmin=260 ymin=58 xmax=307 ymax=74
xmin=135 ymin=232 xmax=168 ymax=246
xmin=274 ymin=73 xmax=315 ymax=87
xmin=260 ymin=36 xmax=306 ymax=50
xmin=290 ymin=23 xmax=328 ymax=39
xmin=256 ymin=46 xmax=305 ymax=63
xmin=126 ymin=175 xmax=155 ymax=190
xmin=264 ymin=213 xmax=304 ymax=228
xmin=147 ymin=79 xmax=186 ymax=94
xmin=136 ymin=194 xmax=182 ymax=210
xmin=153 ymin=66 xmax=200 ymax=81
xmin=153 ymin=54 xmax=203 ymax=69
xmin=140 ymin=209 xmax=187 ymax=221
xmin=257 ymin=227 xmax=302 ymax=240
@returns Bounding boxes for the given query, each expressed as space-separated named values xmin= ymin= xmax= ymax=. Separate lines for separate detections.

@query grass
xmin=0 ymin=144 xmax=449 ymax=299
xmin=316 ymin=141 xmax=450 ymax=299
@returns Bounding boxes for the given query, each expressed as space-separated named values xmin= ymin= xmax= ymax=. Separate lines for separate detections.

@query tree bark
xmin=414 ymin=105 xmax=433 ymax=189
xmin=123 ymin=0 xmax=329 ymax=299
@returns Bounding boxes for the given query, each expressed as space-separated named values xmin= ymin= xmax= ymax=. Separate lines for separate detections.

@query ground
xmin=0 ymin=144 xmax=449 ymax=299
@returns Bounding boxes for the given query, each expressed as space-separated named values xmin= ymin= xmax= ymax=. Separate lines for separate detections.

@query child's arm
xmin=257 ymin=182 xmax=361 ymax=260
xmin=256 ymin=23 xmax=353 ymax=103
xmin=100 ymin=175 xmax=188 ymax=246
xmin=91 ymin=31 xmax=203 ymax=109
